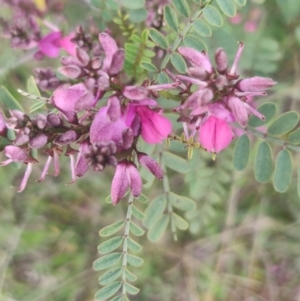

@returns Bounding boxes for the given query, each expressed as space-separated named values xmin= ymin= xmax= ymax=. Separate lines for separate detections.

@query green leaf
xmin=288 ymin=128 xmax=300 ymax=144
xmin=297 ymin=167 xmax=300 ymax=198
xmin=95 ymin=281 xmax=122 ymax=300
xmin=140 ymin=61 xmax=157 ymax=72
xmin=97 ymin=236 xmax=123 ymax=254
xmin=157 ymin=72 xmax=169 ymax=84
xmin=109 ymin=296 xmax=122 ymax=301
xmin=126 ymin=254 xmax=144 ymax=267
xmin=99 ymin=221 xmax=125 ymax=237
xmin=233 ymin=134 xmax=250 ymax=171
xmin=163 ymin=151 xmax=190 ymax=173
xmin=164 ymin=6 xmax=178 ymax=32
xmin=143 ymin=194 xmax=167 ymax=228
xmin=173 ymin=0 xmax=190 ymax=17
xmin=267 ymin=111 xmax=299 ymax=136
xmin=127 ymin=237 xmax=143 ymax=252
xmin=131 ymin=206 xmax=145 ymax=219
xmin=93 ymin=253 xmax=122 ymax=271
xmin=254 ymin=141 xmax=273 ymax=183
xmin=120 ymin=0 xmax=145 ymax=9
xmin=183 ymin=35 xmax=207 ymax=52
xmin=171 ymin=53 xmax=187 ymax=73
xmin=169 ymin=192 xmax=196 ymax=211
xmin=124 ymin=283 xmax=140 ymax=295
xmin=273 ymin=149 xmax=292 ymax=193
xmin=192 ymin=19 xmax=212 ymax=37
xmin=135 ymin=194 xmax=148 ymax=203
xmin=203 ymin=5 xmax=223 ymax=27
xmin=98 ymin=268 xmax=122 ymax=285
xmin=0 ymin=86 xmax=23 ymax=111
xmin=129 ymin=8 xmax=148 ymax=23
xmin=27 ymin=76 xmax=41 ymax=96
xmin=29 ymin=101 xmax=46 ymax=113
xmin=147 ymin=214 xmax=169 ymax=242
xmin=125 ymin=269 xmax=137 ymax=282
xmin=149 ymin=29 xmax=169 ymax=49
xmin=129 ymin=221 xmax=145 ymax=236
xmin=216 ymin=0 xmax=236 ymax=17
xmin=248 ymin=102 xmax=277 ymax=128
xmin=234 ymin=0 xmax=246 ymax=6
xmin=173 ymin=213 xmax=189 ymax=230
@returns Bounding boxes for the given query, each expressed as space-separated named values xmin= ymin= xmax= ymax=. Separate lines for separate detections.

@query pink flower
xmin=199 ymin=116 xmax=234 ymax=153
xmin=136 ymin=106 xmax=172 ymax=144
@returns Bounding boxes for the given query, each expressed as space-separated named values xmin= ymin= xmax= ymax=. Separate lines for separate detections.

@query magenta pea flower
xmin=199 ymin=116 xmax=234 ymax=153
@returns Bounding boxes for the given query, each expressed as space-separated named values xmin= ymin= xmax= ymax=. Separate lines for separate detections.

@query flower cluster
xmin=0 ymin=31 xmax=172 ymax=204
xmin=170 ymin=43 xmax=276 ymax=153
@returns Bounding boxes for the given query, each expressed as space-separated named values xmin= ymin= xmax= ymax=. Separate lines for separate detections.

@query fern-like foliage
xmin=93 ymin=194 xmax=146 ymax=301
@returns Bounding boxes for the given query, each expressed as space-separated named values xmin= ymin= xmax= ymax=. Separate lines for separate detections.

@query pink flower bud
xmin=75 ymin=47 xmax=90 ymax=66
xmin=99 ymin=33 xmax=118 ymax=71
xmin=111 ymin=161 xmax=129 ymax=205
xmin=29 ymin=133 xmax=48 ymax=149
xmin=227 ymin=96 xmax=249 ymax=127
xmin=126 ymin=162 xmax=142 ymax=198
xmin=107 ymin=96 xmax=121 ymax=122
xmin=0 ymin=110 xmax=7 ymax=137
xmin=215 ymin=48 xmax=228 ymax=73
xmin=138 ymin=152 xmax=163 ymax=179
xmin=236 ymin=76 xmax=277 ymax=92
xmin=109 ymin=49 xmax=125 ymax=75
xmin=58 ymin=65 xmax=81 ymax=79
xmin=55 ymin=130 xmax=78 ymax=145
xmin=123 ymin=86 xmax=149 ymax=100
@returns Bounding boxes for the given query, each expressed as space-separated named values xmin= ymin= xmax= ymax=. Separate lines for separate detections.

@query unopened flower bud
xmin=76 ymin=47 xmax=90 ymax=66
xmin=29 ymin=133 xmax=48 ymax=149
xmin=109 ymin=49 xmax=125 ymax=75
xmin=121 ymin=128 xmax=134 ymax=150
xmin=123 ymin=86 xmax=149 ymax=101
xmin=47 ymin=113 xmax=61 ymax=127
xmin=227 ymin=96 xmax=248 ymax=127
xmin=138 ymin=152 xmax=163 ymax=179
xmin=55 ymin=130 xmax=78 ymax=145
xmin=58 ymin=65 xmax=81 ymax=79
xmin=215 ymin=48 xmax=228 ymax=73
xmin=236 ymin=76 xmax=277 ymax=92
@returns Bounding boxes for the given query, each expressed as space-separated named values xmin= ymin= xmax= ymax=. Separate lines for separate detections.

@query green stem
xmin=234 ymin=124 xmax=300 ymax=152
xmin=121 ymin=194 xmax=134 ymax=296
xmin=159 ymin=146 xmax=177 ymax=240
xmin=159 ymin=0 xmax=213 ymax=72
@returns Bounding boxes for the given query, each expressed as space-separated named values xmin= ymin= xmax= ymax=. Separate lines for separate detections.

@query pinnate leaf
xmin=173 ymin=0 xmax=190 ymax=17
xmin=129 ymin=221 xmax=145 ymax=236
xmin=99 ymin=221 xmax=125 ymax=237
xmin=171 ymin=53 xmax=187 ymax=73
xmin=192 ymin=19 xmax=212 ymax=37
xmin=140 ymin=61 xmax=157 ymax=72
xmin=273 ymin=149 xmax=292 ymax=193
xmin=127 ymin=237 xmax=143 ymax=252
xmin=164 ymin=6 xmax=178 ymax=32
xmin=183 ymin=35 xmax=207 ymax=52
xmin=173 ymin=213 xmax=189 ymax=230
xmin=131 ymin=206 xmax=145 ymax=219
xmin=248 ymin=102 xmax=277 ymax=127
xmin=125 ymin=269 xmax=137 ymax=282
xmin=126 ymin=254 xmax=144 ymax=267
xmin=124 ymin=283 xmax=140 ymax=295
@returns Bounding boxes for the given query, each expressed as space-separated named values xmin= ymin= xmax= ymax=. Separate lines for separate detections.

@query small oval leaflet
xmin=173 ymin=213 xmax=189 ymax=230
xmin=169 ymin=192 xmax=196 ymax=211
xmin=94 ymin=281 xmax=122 ymax=301
xmin=129 ymin=221 xmax=145 ymax=236
xmin=216 ymin=0 xmax=236 ymax=17
xmin=125 ymin=268 xmax=137 ymax=282
xmin=254 ymin=141 xmax=273 ymax=183
xmin=287 ymin=128 xmax=300 ymax=144
xmin=98 ymin=267 xmax=122 ymax=286
xmin=173 ymin=0 xmax=190 ymax=17
xmin=164 ymin=6 xmax=178 ymax=32
xmin=171 ymin=53 xmax=187 ymax=73
xmin=97 ymin=236 xmax=123 ymax=254
xmin=149 ymin=28 xmax=169 ymax=49
xmin=192 ymin=19 xmax=212 ymax=37
xmin=163 ymin=151 xmax=190 ymax=173
xmin=183 ymin=35 xmax=207 ymax=52
xmin=131 ymin=205 xmax=145 ymax=219
xmin=147 ymin=214 xmax=169 ymax=242
xmin=234 ymin=0 xmax=246 ymax=6
xmin=127 ymin=237 xmax=143 ymax=252
xmin=248 ymin=102 xmax=277 ymax=128
xmin=233 ymin=134 xmax=250 ymax=171
xmin=140 ymin=61 xmax=157 ymax=72
xmin=120 ymin=0 xmax=144 ymax=9
xmin=0 ymin=86 xmax=24 ymax=111
xmin=93 ymin=252 xmax=122 ymax=271
xmin=273 ymin=149 xmax=292 ymax=193
xmin=203 ymin=5 xmax=223 ymax=27
xmin=99 ymin=220 xmax=125 ymax=237
xmin=124 ymin=283 xmax=140 ymax=295
xmin=143 ymin=194 xmax=166 ymax=228
xmin=126 ymin=254 xmax=144 ymax=267
xmin=267 ymin=111 xmax=299 ymax=136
